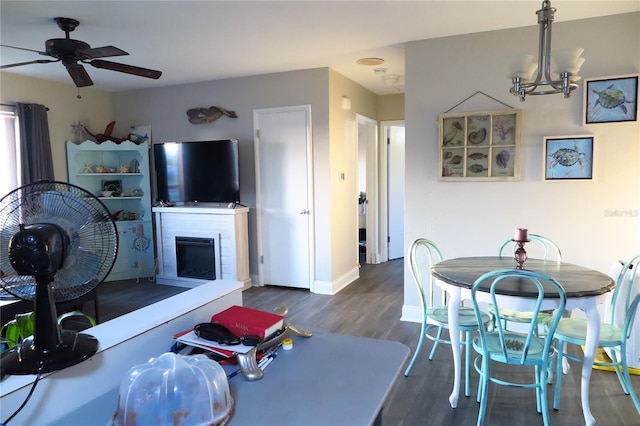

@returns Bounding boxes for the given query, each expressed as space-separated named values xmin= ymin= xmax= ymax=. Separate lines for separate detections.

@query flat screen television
xmin=153 ymin=139 xmax=240 ymax=204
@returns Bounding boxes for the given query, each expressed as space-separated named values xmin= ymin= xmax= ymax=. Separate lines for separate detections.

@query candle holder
xmin=513 ymin=240 xmax=528 ymax=269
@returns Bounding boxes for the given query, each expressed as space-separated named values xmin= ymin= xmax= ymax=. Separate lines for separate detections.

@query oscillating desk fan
xmin=0 ymin=180 xmax=118 ymax=374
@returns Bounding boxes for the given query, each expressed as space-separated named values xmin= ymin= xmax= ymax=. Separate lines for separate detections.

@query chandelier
xmin=510 ymin=1 xmax=585 ymax=101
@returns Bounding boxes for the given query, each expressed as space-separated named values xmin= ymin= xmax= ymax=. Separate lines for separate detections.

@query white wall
xmin=403 ymin=13 xmax=640 ymax=319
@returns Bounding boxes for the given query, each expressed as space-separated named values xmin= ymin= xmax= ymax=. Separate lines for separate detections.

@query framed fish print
xmin=543 ymin=135 xmax=594 ymax=181
xmin=438 ymin=109 xmax=521 ymax=181
xmin=583 ymin=74 xmax=638 ymax=125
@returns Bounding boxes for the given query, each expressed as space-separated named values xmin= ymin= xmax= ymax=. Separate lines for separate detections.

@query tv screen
xmin=153 ymin=139 xmax=240 ymax=204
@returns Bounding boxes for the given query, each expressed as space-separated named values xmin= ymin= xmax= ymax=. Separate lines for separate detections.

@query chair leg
xmin=534 ymin=365 xmax=542 ymax=414
xmin=465 ymin=330 xmax=471 ymax=397
xmin=428 ymin=326 xmax=444 ymax=361
xmin=620 ymin=354 xmax=640 ymax=415
xmin=562 ymin=342 xmax=570 ymax=374
xmin=614 ymin=346 xmax=640 ymax=414
xmin=609 ymin=349 xmax=630 ymax=395
xmin=404 ymin=320 xmax=427 ymax=377
xmin=539 ymin=365 xmax=551 ymax=426
xmin=475 ymin=355 xmax=482 ymax=403
xmin=476 ymin=357 xmax=489 ymax=426
xmin=553 ymin=339 xmax=565 ymax=411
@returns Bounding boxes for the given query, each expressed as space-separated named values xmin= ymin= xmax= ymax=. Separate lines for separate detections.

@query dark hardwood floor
xmin=93 ymin=260 xmax=640 ymax=425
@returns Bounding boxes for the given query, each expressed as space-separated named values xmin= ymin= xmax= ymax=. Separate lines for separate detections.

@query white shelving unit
xmin=66 ymin=140 xmax=155 ymax=281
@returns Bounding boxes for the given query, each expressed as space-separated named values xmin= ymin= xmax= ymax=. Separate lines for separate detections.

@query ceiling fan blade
xmin=88 ymin=59 xmax=162 ymax=79
xmin=78 ymin=45 xmax=129 ymax=60
xmin=66 ymin=63 xmax=93 ymax=87
xmin=1 ymin=44 xmax=48 ymax=55
xmin=1 ymin=59 xmax=59 ymax=70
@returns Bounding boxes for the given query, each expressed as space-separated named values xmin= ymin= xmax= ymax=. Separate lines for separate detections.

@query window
xmin=0 ymin=106 xmax=20 ymax=196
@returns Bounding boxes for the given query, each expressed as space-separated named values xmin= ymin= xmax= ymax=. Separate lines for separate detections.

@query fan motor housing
xmin=8 ymin=224 xmax=67 ymax=276
xmin=45 ymin=38 xmax=91 ymax=58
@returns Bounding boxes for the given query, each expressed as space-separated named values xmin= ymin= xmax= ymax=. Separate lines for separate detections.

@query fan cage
xmin=0 ymin=181 xmax=118 ymax=302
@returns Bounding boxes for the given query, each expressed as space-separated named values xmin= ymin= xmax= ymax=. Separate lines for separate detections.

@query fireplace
xmin=175 ymin=237 xmax=216 ymax=280
xmin=153 ymin=206 xmax=250 ymax=288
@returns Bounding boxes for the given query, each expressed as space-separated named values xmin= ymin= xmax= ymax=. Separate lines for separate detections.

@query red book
xmin=211 ymin=305 xmax=284 ymax=340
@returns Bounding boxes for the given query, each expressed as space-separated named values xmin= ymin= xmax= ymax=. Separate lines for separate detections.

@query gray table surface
xmin=53 ymin=331 xmax=409 ymax=425
xmin=432 ymin=256 xmax=615 ymax=298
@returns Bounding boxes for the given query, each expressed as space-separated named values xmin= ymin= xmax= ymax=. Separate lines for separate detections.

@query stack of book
xmin=173 ymin=305 xmax=285 ymax=359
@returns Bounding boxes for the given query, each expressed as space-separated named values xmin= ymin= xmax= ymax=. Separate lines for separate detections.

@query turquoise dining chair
xmin=492 ymin=234 xmax=563 ymax=333
xmin=404 ymin=238 xmax=491 ymax=398
xmin=471 ymin=269 xmax=566 ymax=426
xmin=553 ymin=253 xmax=640 ymax=414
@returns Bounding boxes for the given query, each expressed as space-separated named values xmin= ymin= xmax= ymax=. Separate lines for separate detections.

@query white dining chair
xmin=471 ymin=268 xmax=566 ymax=426
xmin=404 ymin=238 xmax=491 ymax=398
xmin=553 ymin=253 xmax=640 ymax=414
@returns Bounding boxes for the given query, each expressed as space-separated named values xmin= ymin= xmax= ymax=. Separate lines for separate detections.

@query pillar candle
xmin=514 ymin=228 xmax=528 ymax=242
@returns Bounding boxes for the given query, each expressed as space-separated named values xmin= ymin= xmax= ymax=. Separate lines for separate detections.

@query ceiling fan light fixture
xmin=356 ymin=57 xmax=385 ymax=66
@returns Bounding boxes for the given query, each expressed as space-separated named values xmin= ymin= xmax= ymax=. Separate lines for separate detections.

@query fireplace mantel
xmin=153 ymin=206 xmax=251 ymax=289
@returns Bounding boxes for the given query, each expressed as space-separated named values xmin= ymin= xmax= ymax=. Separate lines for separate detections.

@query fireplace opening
xmin=175 ymin=237 xmax=216 ymax=280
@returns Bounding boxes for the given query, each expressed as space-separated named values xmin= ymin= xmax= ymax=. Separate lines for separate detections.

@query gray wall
xmin=111 ymin=68 xmax=331 ymax=285
xmin=402 ymin=13 xmax=640 ymax=319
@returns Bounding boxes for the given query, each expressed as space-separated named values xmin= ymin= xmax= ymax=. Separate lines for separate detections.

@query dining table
xmin=431 ymin=256 xmax=615 ymax=426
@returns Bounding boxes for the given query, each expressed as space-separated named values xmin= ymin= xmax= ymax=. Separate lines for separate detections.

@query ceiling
xmin=1 ymin=1 xmax=638 ymax=95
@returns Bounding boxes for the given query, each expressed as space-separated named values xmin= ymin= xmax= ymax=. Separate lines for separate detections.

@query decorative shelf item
xmin=439 ymin=109 xmax=521 ymax=181
xmin=513 ymin=227 xmax=529 ymax=270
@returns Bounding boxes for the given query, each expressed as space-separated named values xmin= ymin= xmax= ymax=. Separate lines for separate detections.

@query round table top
xmin=431 ymin=256 xmax=615 ymax=298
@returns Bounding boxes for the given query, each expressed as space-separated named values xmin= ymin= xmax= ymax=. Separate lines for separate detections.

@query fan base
xmin=0 ymin=330 xmax=98 ymax=375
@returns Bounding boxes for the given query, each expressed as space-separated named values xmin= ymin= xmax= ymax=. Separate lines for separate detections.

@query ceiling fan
xmin=0 ymin=17 xmax=162 ymax=88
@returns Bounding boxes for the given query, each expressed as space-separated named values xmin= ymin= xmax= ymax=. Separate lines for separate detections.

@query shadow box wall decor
xmin=439 ymin=109 xmax=521 ymax=181
xmin=583 ymin=74 xmax=638 ymax=125
xmin=543 ymin=135 xmax=594 ymax=181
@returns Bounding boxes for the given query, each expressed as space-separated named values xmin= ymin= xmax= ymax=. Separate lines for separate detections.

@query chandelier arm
xmin=510 ymin=1 xmax=580 ymax=101
xmin=540 ymin=1 xmax=555 ymax=84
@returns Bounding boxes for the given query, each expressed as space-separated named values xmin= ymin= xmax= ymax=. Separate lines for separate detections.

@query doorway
xmin=253 ymin=105 xmax=314 ymax=289
xmin=382 ymin=121 xmax=405 ymax=261
xmin=357 ymin=114 xmax=378 ymax=265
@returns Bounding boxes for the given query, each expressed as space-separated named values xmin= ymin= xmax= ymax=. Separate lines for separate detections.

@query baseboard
xmin=312 ymin=267 xmax=359 ymax=295
xmin=401 ymin=304 xmax=422 ymax=323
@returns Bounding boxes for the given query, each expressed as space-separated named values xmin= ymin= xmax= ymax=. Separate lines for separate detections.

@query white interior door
xmin=387 ymin=124 xmax=405 ymax=260
xmin=254 ymin=106 xmax=312 ymax=288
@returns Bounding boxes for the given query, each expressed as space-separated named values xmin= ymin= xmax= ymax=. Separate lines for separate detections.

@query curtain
xmin=17 ymin=103 xmax=54 ymax=184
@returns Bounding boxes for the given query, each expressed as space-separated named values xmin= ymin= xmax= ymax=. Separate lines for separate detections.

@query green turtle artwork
xmin=592 ymin=84 xmax=634 ymax=115
xmin=548 ymin=142 xmax=586 ymax=171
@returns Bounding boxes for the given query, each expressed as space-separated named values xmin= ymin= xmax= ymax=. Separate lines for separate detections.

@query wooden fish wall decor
xmin=186 ymin=106 xmax=238 ymax=124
